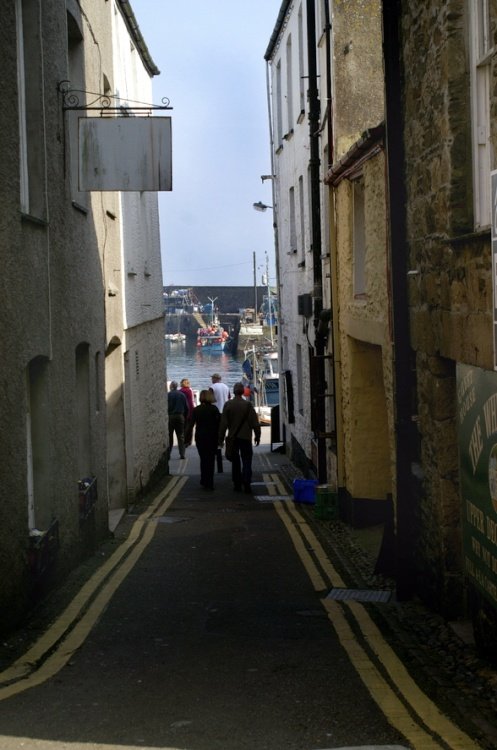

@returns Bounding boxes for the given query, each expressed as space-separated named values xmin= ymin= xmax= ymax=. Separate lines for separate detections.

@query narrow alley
xmin=0 ymin=435 xmax=493 ymax=750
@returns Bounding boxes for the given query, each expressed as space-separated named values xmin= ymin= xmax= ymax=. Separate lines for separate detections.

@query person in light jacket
xmin=219 ymin=382 xmax=261 ymax=493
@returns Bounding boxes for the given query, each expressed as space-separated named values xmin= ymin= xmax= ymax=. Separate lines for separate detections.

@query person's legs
xmin=231 ymin=440 xmax=243 ymax=490
xmin=168 ymin=417 xmax=176 ymax=458
xmin=197 ymin=444 xmax=206 ymax=485
xmin=204 ymin=448 xmax=216 ymax=489
xmin=174 ymin=415 xmax=186 ymax=458
xmin=239 ymin=439 xmax=253 ymax=491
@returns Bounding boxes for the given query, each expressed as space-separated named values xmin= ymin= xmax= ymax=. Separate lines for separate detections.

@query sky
xmin=130 ymin=1 xmax=283 ymax=288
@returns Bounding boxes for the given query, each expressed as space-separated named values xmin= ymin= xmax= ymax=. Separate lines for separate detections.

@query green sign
xmin=457 ymin=362 xmax=497 ymax=610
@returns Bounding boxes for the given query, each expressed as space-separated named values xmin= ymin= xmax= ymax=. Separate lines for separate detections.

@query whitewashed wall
xmin=268 ymin=2 xmax=315 ymax=464
xmin=111 ymin=3 xmax=168 ymax=497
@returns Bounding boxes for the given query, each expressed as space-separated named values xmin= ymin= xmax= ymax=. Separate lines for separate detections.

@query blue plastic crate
xmin=293 ymin=478 xmax=318 ymax=504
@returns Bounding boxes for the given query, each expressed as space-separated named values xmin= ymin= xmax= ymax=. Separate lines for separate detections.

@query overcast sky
xmin=130 ymin=1 xmax=282 ymax=288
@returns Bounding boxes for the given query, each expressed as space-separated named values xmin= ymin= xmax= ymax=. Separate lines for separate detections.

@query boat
xmin=165 ymin=332 xmax=186 ymax=342
xmin=196 ymin=324 xmax=230 ymax=352
xmin=196 ymin=297 xmax=233 ymax=352
xmin=241 ymin=346 xmax=279 ymax=425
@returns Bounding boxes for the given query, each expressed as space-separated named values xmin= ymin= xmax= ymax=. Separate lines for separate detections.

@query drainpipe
xmin=382 ymin=0 xmax=416 ymax=599
xmin=306 ymin=0 xmax=327 ymax=483
xmin=322 ymin=0 xmax=341 ymax=488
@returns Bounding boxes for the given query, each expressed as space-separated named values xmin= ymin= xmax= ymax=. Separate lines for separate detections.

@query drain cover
xmin=326 ymin=588 xmax=392 ymax=603
xmin=254 ymin=495 xmax=292 ymax=503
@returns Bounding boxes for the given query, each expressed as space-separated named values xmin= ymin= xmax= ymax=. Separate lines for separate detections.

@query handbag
xmin=224 ymin=404 xmax=251 ymax=461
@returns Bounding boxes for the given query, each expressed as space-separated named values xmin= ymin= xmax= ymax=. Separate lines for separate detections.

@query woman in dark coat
xmin=186 ymin=389 xmax=220 ymax=490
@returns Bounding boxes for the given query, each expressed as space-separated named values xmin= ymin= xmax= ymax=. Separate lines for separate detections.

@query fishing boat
xmin=196 ymin=296 xmax=233 ymax=352
xmin=241 ymin=346 xmax=279 ymax=425
xmin=196 ymin=324 xmax=230 ymax=352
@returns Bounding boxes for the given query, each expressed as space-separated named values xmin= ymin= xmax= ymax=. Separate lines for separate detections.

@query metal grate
xmin=326 ymin=588 xmax=392 ymax=603
xmin=254 ymin=495 xmax=292 ymax=503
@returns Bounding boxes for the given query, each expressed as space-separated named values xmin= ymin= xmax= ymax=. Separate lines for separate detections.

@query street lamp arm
xmin=253 ymin=201 xmax=273 ymax=212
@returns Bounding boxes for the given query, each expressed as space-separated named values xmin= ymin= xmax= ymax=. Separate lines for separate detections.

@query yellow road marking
xmin=323 ymin=599 xmax=443 ymax=749
xmin=0 ymin=476 xmax=187 ymax=698
xmin=274 ymin=498 xmax=482 ymax=750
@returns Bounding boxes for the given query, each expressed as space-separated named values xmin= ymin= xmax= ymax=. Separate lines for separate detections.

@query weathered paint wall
xmin=113 ymin=6 xmax=168 ymax=500
xmin=334 ymin=151 xmax=395 ymax=516
xmin=0 ymin=0 xmax=167 ymax=631
xmin=0 ymin=0 xmax=108 ymax=628
xmin=332 ymin=0 xmax=384 ymax=156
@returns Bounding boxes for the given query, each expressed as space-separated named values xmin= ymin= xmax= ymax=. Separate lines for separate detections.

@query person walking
xmin=179 ymin=378 xmax=195 ymax=421
xmin=186 ymin=389 xmax=220 ymax=490
xmin=167 ymin=381 xmax=189 ymax=459
xmin=210 ymin=373 xmax=230 ymax=474
xmin=219 ymin=382 xmax=261 ymax=493
xmin=210 ymin=373 xmax=230 ymax=412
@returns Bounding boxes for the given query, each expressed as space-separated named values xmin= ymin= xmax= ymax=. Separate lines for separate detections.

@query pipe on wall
xmin=306 ymin=0 xmax=327 ymax=483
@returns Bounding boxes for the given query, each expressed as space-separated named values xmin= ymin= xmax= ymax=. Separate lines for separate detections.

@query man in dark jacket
xmin=219 ymin=382 xmax=261 ymax=492
xmin=167 ymin=381 xmax=189 ymax=459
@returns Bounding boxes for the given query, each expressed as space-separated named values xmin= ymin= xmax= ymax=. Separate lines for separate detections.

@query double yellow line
xmin=0 ymin=475 xmax=187 ymax=701
xmin=262 ymin=471 xmax=482 ymax=750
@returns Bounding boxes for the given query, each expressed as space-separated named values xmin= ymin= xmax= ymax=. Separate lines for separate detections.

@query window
xmin=298 ymin=5 xmax=305 ymax=115
xmin=67 ymin=6 xmax=88 ymax=210
xmin=299 ymin=175 xmax=305 ymax=259
xmin=286 ymin=35 xmax=293 ymax=132
xmin=296 ymin=344 xmax=304 ymax=415
xmin=469 ymin=0 xmax=493 ymax=228
xmin=289 ymin=186 xmax=297 ymax=252
xmin=353 ymin=178 xmax=366 ymax=297
xmin=275 ymin=61 xmax=283 ymax=147
xmin=16 ymin=0 xmax=46 ymax=219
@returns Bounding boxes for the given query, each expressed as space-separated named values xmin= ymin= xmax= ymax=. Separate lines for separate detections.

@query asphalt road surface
xmin=0 ymin=437 xmax=481 ymax=750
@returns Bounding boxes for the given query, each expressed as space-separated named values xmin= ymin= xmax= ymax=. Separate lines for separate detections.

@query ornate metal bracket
xmin=58 ymin=80 xmax=172 ymax=113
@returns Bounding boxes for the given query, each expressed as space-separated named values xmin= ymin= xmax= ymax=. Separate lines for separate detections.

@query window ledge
xmin=441 ymin=228 xmax=491 ymax=246
xmin=20 ymin=212 xmax=48 ymax=228
xmin=72 ymin=200 xmax=89 ymax=215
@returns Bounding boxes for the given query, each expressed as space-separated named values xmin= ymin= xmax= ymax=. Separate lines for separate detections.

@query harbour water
xmin=165 ymin=338 xmax=245 ymax=393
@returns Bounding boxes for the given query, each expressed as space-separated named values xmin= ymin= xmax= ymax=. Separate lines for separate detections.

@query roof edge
xmin=264 ymin=0 xmax=292 ymax=61
xmin=117 ymin=1 xmax=160 ymax=77
xmin=325 ymin=123 xmax=385 ymax=186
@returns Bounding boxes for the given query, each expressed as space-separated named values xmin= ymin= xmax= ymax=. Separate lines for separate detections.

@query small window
xmin=469 ymin=0 xmax=493 ymax=228
xmin=16 ymin=0 xmax=47 ymax=219
xmin=353 ymin=179 xmax=366 ymax=297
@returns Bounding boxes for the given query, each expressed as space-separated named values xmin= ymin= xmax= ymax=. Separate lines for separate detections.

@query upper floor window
xmin=286 ymin=35 xmax=294 ymax=133
xmin=298 ymin=5 xmax=305 ymax=116
xmin=469 ymin=0 xmax=493 ymax=228
xmin=67 ymin=6 xmax=88 ymax=210
xmin=16 ymin=0 xmax=47 ymax=219
xmin=275 ymin=60 xmax=283 ymax=148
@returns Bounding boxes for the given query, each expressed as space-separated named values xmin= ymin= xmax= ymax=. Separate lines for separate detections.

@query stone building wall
xmin=401 ymin=1 xmax=493 ymax=613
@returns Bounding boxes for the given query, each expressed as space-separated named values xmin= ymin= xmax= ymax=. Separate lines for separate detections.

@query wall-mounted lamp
xmin=253 ymin=201 xmax=273 ymax=212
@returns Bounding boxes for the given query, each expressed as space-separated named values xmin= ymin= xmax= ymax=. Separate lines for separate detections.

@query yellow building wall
xmin=334 ymin=151 xmax=396 ymax=504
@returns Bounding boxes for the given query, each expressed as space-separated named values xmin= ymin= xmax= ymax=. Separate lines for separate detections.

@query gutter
xmin=264 ymin=0 xmax=292 ymax=61
xmin=118 ymin=1 xmax=160 ymax=77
